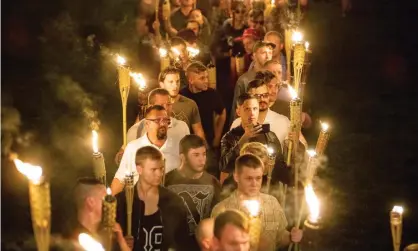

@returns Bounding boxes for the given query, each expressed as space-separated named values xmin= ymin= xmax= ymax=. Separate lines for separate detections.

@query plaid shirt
xmin=211 ymin=191 xmax=288 ymax=251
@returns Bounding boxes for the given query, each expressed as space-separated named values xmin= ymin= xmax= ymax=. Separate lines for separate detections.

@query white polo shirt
xmin=114 ymin=133 xmax=182 ymax=184
xmin=230 ymin=109 xmax=290 ymax=146
xmin=127 ymin=117 xmax=190 ymax=143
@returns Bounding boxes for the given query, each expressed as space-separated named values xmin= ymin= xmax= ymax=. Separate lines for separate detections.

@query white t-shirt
xmin=230 ymin=109 xmax=290 ymax=146
xmin=114 ymin=133 xmax=182 ymax=184
xmin=127 ymin=117 xmax=190 ymax=143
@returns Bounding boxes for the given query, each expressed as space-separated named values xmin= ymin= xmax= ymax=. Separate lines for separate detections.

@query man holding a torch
xmin=212 ymin=154 xmax=303 ymax=251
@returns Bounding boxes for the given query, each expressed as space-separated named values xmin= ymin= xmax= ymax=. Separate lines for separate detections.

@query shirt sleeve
xmin=211 ymin=177 xmax=222 ymax=210
xmin=190 ymin=101 xmax=202 ymax=125
xmin=211 ymin=202 xmax=225 ymax=218
xmin=114 ymin=143 xmax=139 ymax=183
xmin=219 ymin=133 xmax=241 ymax=173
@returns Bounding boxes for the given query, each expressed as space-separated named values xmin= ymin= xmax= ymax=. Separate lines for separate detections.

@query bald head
xmin=196 ymin=218 xmax=215 ymax=250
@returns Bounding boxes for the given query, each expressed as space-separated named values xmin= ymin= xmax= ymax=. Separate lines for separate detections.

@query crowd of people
xmin=68 ymin=0 xmax=316 ymax=250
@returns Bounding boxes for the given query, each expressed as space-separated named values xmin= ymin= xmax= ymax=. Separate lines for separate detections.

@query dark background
xmin=2 ymin=0 xmax=418 ymax=250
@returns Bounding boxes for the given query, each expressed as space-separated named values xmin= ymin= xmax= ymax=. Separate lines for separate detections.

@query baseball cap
xmin=234 ymin=28 xmax=262 ymax=42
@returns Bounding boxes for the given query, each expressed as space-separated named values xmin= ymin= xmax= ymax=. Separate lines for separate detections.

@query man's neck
xmin=188 ymin=84 xmax=203 ymax=94
xmin=146 ymin=133 xmax=166 ymax=148
xmin=137 ymin=181 xmax=159 ymax=199
xmin=258 ymin=109 xmax=268 ymax=124
xmin=180 ymin=6 xmax=192 ymax=16
xmin=171 ymin=95 xmax=181 ymax=103
xmin=77 ymin=211 xmax=99 ymax=235
xmin=179 ymin=164 xmax=203 ymax=179
xmin=253 ymin=62 xmax=263 ymax=72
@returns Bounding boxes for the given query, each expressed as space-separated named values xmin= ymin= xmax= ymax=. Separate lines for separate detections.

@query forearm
xmin=110 ymin=178 xmax=125 ymax=195
xmin=192 ymin=123 xmax=207 ymax=142
xmin=219 ymin=143 xmax=240 ymax=172
xmin=213 ymin=112 xmax=226 ymax=143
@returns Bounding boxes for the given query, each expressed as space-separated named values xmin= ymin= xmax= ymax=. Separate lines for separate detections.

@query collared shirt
xmin=230 ymin=109 xmax=290 ymax=146
xmin=126 ymin=117 xmax=190 ymax=143
xmin=115 ymin=134 xmax=181 ymax=184
xmin=211 ymin=191 xmax=288 ymax=251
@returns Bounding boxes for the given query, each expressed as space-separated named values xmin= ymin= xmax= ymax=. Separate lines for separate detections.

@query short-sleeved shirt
xmin=165 ymin=170 xmax=221 ymax=236
xmin=211 ymin=191 xmax=288 ymax=251
xmin=180 ymin=87 xmax=225 ymax=142
xmin=172 ymin=95 xmax=201 ymax=130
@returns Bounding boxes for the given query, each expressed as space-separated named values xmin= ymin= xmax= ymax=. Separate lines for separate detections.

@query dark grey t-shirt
xmin=172 ymin=95 xmax=201 ymax=130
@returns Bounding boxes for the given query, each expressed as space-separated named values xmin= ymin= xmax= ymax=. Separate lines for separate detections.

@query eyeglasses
xmin=253 ymin=93 xmax=270 ymax=99
xmin=146 ymin=118 xmax=171 ymax=125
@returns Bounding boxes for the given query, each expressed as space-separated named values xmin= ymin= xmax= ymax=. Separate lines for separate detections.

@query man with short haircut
xmin=230 ymin=41 xmax=274 ymax=123
xmin=116 ymin=146 xmax=190 ymax=250
xmin=159 ymin=66 xmax=206 ymax=140
xmin=264 ymin=31 xmax=287 ymax=80
xmin=219 ymin=93 xmax=283 ymax=177
xmin=212 ymin=210 xmax=250 ymax=251
xmin=195 ymin=218 xmax=215 ymax=251
xmin=70 ymin=178 xmax=129 ymax=250
xmin=212 ymin=154 xmax=303 ymax=251
xmin=165 ymin=134 xmax=221 ymax=250
xmin=111 ymin=105 xmax=182 ymax=195
xmin=234 ymin=28 xmax=262 ymax=72
xmin=231 ymin=79 xmax=290 ymax=146
xmin=247 ymin=9 xmax=265 ymax=35
xmin=170 ymin=37 xmax=192 ymax=88
xmin=170 ymin=0 xmax=196 ymax=31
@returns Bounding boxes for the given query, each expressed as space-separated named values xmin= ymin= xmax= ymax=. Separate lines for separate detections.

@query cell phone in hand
xmin=260 ymin=124 xmax=270 ymax=134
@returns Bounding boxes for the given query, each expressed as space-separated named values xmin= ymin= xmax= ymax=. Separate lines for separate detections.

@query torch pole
xmin=124 ymin=173 xmax=135 ymax=237
xmin=118 ymin=65 xmax=131 ymax=148
xmin=284 ymin=29 xmax=292 ymax=82
xmin=102 ymin=191 xmax=117 ymax=251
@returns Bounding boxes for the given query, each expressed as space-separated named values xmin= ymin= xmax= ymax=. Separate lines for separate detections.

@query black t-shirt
xmin=136 ymin=210 xmax=164 ymax=251
xmin=180 ymin=87 xmax=225 ymax=142
xmin=164 ymin=170 xmax=221 ymax=236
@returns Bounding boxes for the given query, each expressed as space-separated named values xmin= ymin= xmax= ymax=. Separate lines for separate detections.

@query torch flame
xmin=116 ymin=55 xmax=126 ymax=65
xmin=307 ymin=149 xmax=317 ymax=158
xmin=92 ymin=130 xmax=99 ymax=153
xmin=267 ymin=146 xmax=274 ymax=156
xmin=288 ymin=85 xmax=298 ymax=100
xmin=78 ymin=233 xmax=105 ymax=251
xmin=305 ymin=41 xmax=310 ymax=50
xmin=243 ymin=200 xmax=260 ymax=217
xmin=291 ymin=31 xmax=303 ymax=43
xmin=159 ymin=48 xmax=168 ymax=57
xmin=271 ymin=0 xmax=275 ymax=5
xmin=187 ymin=47 xmax=200 ymax=58
xmin=130 ymin=72 xmax=147 ymax=90
xmin=392 ymin=206 xmax=404 ymax=215
xmin=320 ymin=122 xmax=329 ymax=132
xmin=305 ymin=184 xmax=320 ymax=223
xmin=171 ymin=48 xmax=181 ymax=57
xmin=14 ymin=159 xmax=43 ymax=184
xmin=106 ymin=187 xmax=112 ymax=195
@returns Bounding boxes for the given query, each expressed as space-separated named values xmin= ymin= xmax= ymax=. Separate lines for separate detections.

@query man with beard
xmin=164 ymin=135 xmax=221 ymax=250
xmin=116 ymin=146 xmax=191 ymax=251
xmin=212 ymin=154 xmax=303 ymax=251
xmin=111 ymin=105 xmax=182 ymax=195
xmin=230 ymin=41 xmax=274 ymax=124
xmin=159 ymin=66 xmax=206 ymax=141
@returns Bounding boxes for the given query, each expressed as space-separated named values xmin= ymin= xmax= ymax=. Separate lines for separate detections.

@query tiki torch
xmin=102 ymin=188 xmax=117 ymax=251
xmin=292 ymin=31 xmax=305 ymax=95
xmin=286 ymin=86 xmax=302 ymax=166
xmin=187 ymin=46 xmax=200 ymax=59
xmin=124 ymin=172 xmax=135 ymax=237
xmin=92 ymin=130 xmax=106 ymax=185
xmin=116 ymin=55 xmax=131 ymax=148
xmin=315 ymin=122 xmax=330 ymax=156
xmin=235 ymin=52 xmax=245 ymax=77
xmin=243 ymin=200 xmax=262 ymax=251
xmin=78 ymin=233 xmax=105 ymax=251
xmin=264 ymin=0 xmax=274 ymax=17
xmin=130 ymin=72 xmax=147 ymax=119
xmin=305 ymin=150 xmax=318 ymax=184
xmin=159 ymin=48 xmax=171 ymax=72
xmin=162 ymin=0 xmax=171 ymax=21
xmin=300 ymin=184 xmax=321 ymax=251
xmin=14 ymin=159 xmax=51 ymax=251
xmin=265 ymin=145 xmax=276 ymax=193
xmin=284 ymin=28 xmax=293 ymax=82
xmin=391 ymin=206 xmax=404 ymax=251
xmin=208 ymin=62 xmax=217 ymax=89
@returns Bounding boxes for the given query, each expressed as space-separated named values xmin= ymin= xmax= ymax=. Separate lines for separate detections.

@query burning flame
xmin=305 ymin=184 xmax=320 ymax=223
xmin=305 ymin=41 xmax=310 ymax=50
xmin=243 ymin=200 xmax=260 ymax=217
xmin=271 ymin=0 xmax=275 ymax=5
xmin=266 ymin=146 xmax=275 ymax=156
xmin=320 ymin=122 xmax=329 ymax=132
xmin=78 ymin=233 xmax=105 ymax=251
xmin=14 ymin=159 xmax=43 ymax=184
xmin=106 ymin=187 xmax=112 ymax=195
xmin=130 ymin=72 xmax=147 ymax=90
xmin=392 ymin=206 xmax=404 ymax=215
xmin=92 ymin=130 xmax=99 ymax=153
xmin=307 ymin=149 xmax=317 ymax=158
xmin=288 ymin=85 xmax=298 ymax=100
xmin=171 ymin=48 xmax=181 ymax=57
xmin=187 ymin=47 xmax=200 ymax=58
xmin=291 ymin=31 xmax=303 ymax=43
xmin=159 ymin=48 xmax=168 ymax=57
xmin=116 ymin=55 xmax=126 ymax=65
